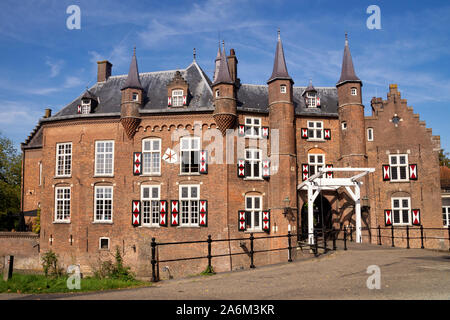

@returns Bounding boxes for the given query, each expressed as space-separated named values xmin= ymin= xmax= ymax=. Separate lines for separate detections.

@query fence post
xmin=349 ymin=225 xmax=353 ymax=242
xmin=344 ymin=227 xmax=347 ymax=251
xmin=250 ymin=233 xmax=255 ymax=268
xmin=323 ymin=229 xmax=327 ymax=252
xmin=207 ymin=235 xmax=212 ymax=270
xmin=406 ymin=226 xmax=410 ymax=249
xmin=332 ymin=227 xmax=337 ymax=251
xmin=151 ymin=237 xmax=158 ymax=282
xmin=420 ymin=225 xmax=424 ymax=249
xmin=314 ymin=230 xmax=319 ymax=256
xmin=391 ymin=225 xmax=395 ymax=248
xmin=287 ymin=231 xmax=293 ymax=262
xmin=378 ymin=225 xmax=382 ymax=245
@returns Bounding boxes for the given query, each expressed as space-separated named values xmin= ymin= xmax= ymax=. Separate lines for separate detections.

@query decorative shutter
xmin=384 ymin=209 xmax=392 ymax=226
xmin=238 ymin=210 xmax=246 ymax=231
xmin=302 ymin=164 xmax=309 ymax=181
xmin=199 ymin=150 xmax=208 ymax=174
xmin=159 ymin=200 xmax=168 ymax=226
xmin=131 ymin=200 xmax=141 ymax=227
xmin=324 ymin=129 xmax=331 ymax=140
xmin=238 ymin=125 xmax=245 ymax=137
xmin=237 ymin=159 xmax=245 ymax=178
xmin=325 ymin=164 xmax=333 ymax=178
xmin=199 ymin=200 xmax=208 ymax=227
xmin=262 ymin=127 xmax=269 ymax=139
xmin=77 ymin=105 xmax=82 ymax=114
xmin=183 ymin=95 xmax=187 ymax=105
xmin=409 ymin=164 xmax=418 ymax=180
xmin=412 ymin=209 xmax=421 ymax=226
xmin=301 ymin=128 xmax=308 ymax=139
xmin=262 ymin=160 xmax=270 ymax=179
xmin=382 ymin=165 xmax=390 ymax=181
xmin=133 ymin=152 xmax=142 ymax=175
xmin=168 ymin=96 xmax=172 ymax=106
xmin=262 ymin=210 xmax=270 ymax=232
xmin=170 ymin=200 xmax=179 ymax=226
xmin=316 ymin=97 xmax=321 ymax=107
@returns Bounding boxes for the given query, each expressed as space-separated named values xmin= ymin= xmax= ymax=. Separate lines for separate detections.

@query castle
xmin=20 ymin=32 xmax=444 ymax=277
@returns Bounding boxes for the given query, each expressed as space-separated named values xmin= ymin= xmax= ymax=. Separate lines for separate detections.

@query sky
xmin=0 ymin=0 xmax=449 ymax=153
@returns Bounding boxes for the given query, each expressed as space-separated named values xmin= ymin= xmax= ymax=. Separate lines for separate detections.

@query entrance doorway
xmin=300 ymin=194 xmax=332 ymax=240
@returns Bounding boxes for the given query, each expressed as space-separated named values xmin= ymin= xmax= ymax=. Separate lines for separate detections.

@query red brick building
xmin=20 ymin=33 xmax=445 ymax=277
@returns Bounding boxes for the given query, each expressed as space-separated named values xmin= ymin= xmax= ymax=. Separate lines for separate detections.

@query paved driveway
xmin=2 ymin=243 xmax=450 ymax=300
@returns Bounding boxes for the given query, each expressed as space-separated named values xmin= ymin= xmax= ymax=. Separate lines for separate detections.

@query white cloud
xmin=45 ymin=57 xmax=64 ymax=78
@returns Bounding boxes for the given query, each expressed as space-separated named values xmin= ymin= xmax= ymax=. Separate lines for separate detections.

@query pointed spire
xmin=121 ymin=47 xmax=143 ymax=90
xmin=212 ymin=40 xmax=233 ymax=85
xmin=267 ymin=29 xmax=292 ymax=84
xmin=337 ymin=33 xmax=361 ymax=85
xmin=213 ymin=43 xmax=221 ymax=82
xmin=193 ymin=48 xmax=196 ymax=61
xmin=304 ymin=79 xmax=316 ymax=94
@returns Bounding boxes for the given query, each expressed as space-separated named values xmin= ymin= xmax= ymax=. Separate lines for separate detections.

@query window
xmin=99 ymin=237 xmax=110 ymax=250
xmin=306 ymin=92 xmax=317 ymax=108
xmin=94 ymin=186 xmax=113 ymax=222
xmin=245 ymin=195 xmax=262 ymax=231
xmin=55 ymin=187 xmax=70 ymax=222
xmin=132 ymin=92 xmax=139 ymax=101
xmin=56 ymin=143 xmax=72 ymax=177
xmin=308 ymin=154 xmax=325 ymax=176
xmin=367 ymin=128 xmax=374 ymax=141
xmin=280 ymin=85 xmax=287 ymax=93
xmin=307 ymin=121 xmax=323 ymax=140
xmin=180 ymin=185 xmax=199 ymax=227
xmin=142 ymin=138 xmax=161 ymax=175
xmin=81 ymin=100 xmax=91 ymax=114
xmin=245 ymin=149 xmax=261 ymax=179
xmin=443 ymin=206 xmax=450 ymax=227
xmin=39 ymin=162 xmax=42 ymax=186
xmin=141 ymin=185 xmax=160 ymax=227
xmin=342 ymin=122 xmax=347 ymax=130
xmin=180 ymin=137 xmax=200 ymax=174
xmin=215 ymin=89 xmax=220 ymax=97
xmin=245 ymin=117 xmax=261 ymax=138
xmin=172 ymin=89 xmax=184 ymax=107
xmin=351 ymin=87 xmax=357 ymax=96
xmin=390 ymin=154 xmax=408 ymax=181
xmin=392 ymin=197 xmax=411 ymax=225
xmin=95 ymin=141 xmax=114 ymax=176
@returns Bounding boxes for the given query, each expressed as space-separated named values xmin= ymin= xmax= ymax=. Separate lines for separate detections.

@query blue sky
xmin=0 ymin=0 xmax=449 ymax=153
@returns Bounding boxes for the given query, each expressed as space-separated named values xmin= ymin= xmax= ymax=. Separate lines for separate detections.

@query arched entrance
xmin=300 ymin=194 xmax=332 ymax=240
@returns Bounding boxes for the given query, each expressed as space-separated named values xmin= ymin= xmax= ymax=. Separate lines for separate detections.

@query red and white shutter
xmin=325 ymin=164 xmax=333 ymax=178
xmin=168 ymin=96 xmax=172 ymax=106
xmin=316 ymin=97 xmax=321 ymax=107
xmin=262 ymin=210 xmax=270 ymax=232
xmin=199 ymin=150 xmax=208 ymax=174
xmin=131 ymin=200 xmax=141 ymax=227
xmin=262 ymin=127 xmax=269 ymax=139
xmin=199 ymin=200 xmax=208 ymax=227
xmin=170 ymin=200 xmax=179 ymax=226
xmin=384 ymin=209 xmax=392 ymax=226
xmin=301 ymin=128 xmax=308 ymax=139
xmin=409 ymin=164 xmax=418 ymax=180
xmin=133 ymin=152 xmax=142 ymax=175
xmin=412 ymin=209 xmax=421 ymax=226
xmin=183 ymin=95 xmax=187 ymax=105
xmin=324 ymin=129 xmax=331 ymax=140
xmin=238 ymin=125 xmax=245 ymax=137
xmin=77 ymin=105 xmax=82 ymax=114
xmin=302 ymin=164 xmax=309 ymax=181
xmin=238 ymin=210 xmax=246 ymax=231
xmin=382 ymin=165 xmax=390 ymax=181
xmin=237 ymin=159 xmax=245 ymax=178
xmin=262 ymin=160 xmax=270 ymax=179
xmin=159 ymin=200 xmax=168 ymax=226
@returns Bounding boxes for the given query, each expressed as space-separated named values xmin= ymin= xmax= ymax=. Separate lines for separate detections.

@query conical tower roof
xmin=212 ymin=42 xmax=233 ymax=86
xmin=121 ymin=47 xmax=143 ymax=90
xmin=337 ymin=34 xmax=361 ymax=85
xmin=267 ymin=30 xmax=292 ymax=84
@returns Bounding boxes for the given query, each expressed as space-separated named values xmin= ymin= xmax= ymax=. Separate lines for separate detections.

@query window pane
xmin=400 ymin=167 xmax=407 ymax=180
xmin=402 ymin=199 xmax=409 ymax=208
xmin=391 ymin=167 xmax=398 ymax=180
xmin=393 ymin=210 xmax=400 ymax=223
xmin=143 ymin=187 xmax=149 ymax=199
xmin=181 ymin=187 xmax=188 ymax=198
xmin=191 ymin=187 xmax=197 ymax=198
xmin=390 ymin=156 xmax=397 ymax=165
xmin=393 ymin=199 xmax=400 ymax=208
xmin=254 ymin=197 xmax=260 ymax=209
xmin=402 ymin=210 xmax=409 ymax=223
xmin=246 ymin=197 xmax=252 ymax=209
xmin=152 ymin=187 xmax=158 ymax=198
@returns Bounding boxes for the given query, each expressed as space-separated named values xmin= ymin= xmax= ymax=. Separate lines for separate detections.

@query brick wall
xmin=0 ymin=232 xmax=40 ymax=270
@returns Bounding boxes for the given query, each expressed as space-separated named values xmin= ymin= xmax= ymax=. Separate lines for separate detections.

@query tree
xmin=439 ymin=149 xmax=450 ymax=168
xmin=0 ymin=132 xmax=22 ymax=231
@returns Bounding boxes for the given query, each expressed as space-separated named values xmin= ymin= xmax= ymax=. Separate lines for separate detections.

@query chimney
xmin=44 ymin=108 xmax=52 ymax=118
xmin=227 ymin=49 xmax=238 ymax=83
xmin=97 ymin=60 xmax=112 ymax=82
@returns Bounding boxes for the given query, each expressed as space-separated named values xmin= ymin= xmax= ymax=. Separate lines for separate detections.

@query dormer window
xmin=81 ymin=99 xmax=91 ymax=114
xmin=132 ymin=92 xmax=139 ymax=101
xmin=306 ymin=92 xmax=317 ymax=108
xmin=351 ymin=87 xmax=357 ymax=96
xmin=172 ymin=89 xmax=184 ymax=107
xmin=280 ymin=85 xmax=287 ymax=93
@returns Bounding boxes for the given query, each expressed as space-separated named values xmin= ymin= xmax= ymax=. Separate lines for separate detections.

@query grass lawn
xmin=0 ymin=273 xmax=150 ymax=294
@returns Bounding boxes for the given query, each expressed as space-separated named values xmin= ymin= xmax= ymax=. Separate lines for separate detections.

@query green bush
xmin=93 ymin=247 xmax=135 ymax=281
xmin=41 ymin=250 xmax=63 ymax=277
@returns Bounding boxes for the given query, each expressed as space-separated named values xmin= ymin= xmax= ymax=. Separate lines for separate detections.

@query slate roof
xmin=267 ymin=33 xmax=292 ymax=84
xmin=121 ymin=50 xmax=143 ymax=90
xmin=337 ymin=35 xmax=361 ymax=85
xmin=212 ymin=47 xmax=233 ymax=85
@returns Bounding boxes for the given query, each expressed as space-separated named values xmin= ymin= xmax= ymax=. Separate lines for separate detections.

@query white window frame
xmin=172 ymin=89 xmax=184 ymax=107
xmin=132 ymin=92 xmax=139 ymax=101
xmin=341 ymin=121 xmax=347 ymax=130
xmin=443 ymin=205 xmax=450 ymax=227
xmin=280 ymin=85 xmax=287 ymax=93
xmin=55 ymin=142 xmax=72 ymax=177
xmin=179 ymin=185 xmax=200 ymax=227
xmin=99 ymin=237 xmax=110 ymax=250
xmin=306 ymin=92 xmax=317 ymax=108
xmin=245 ymin=117 xmax=261 ymax=138
xmin=308 ymin=153 xmax=325 ymax=176
xmin=215 ymin=89 xmax=220 ymax=97
xmin=180 ymin=136 xmax=200 ymax=174
xmin=95 ymin=140 xmax=114 ymax=176
xmin=351 ymin=87 xmax=358 ymax=96
xmin=94 ymin=186 xmax=113 ymax=223
xmin=307 ymin=121 xmax=323 ymax=140
xmin=389 ymin=154 xmax=409 ymax=182
xmin=81 ymin=99 xmax=91 ymax=114
xmin=142 ymin=138 xmax=161 ymax=175
xmin=391 ymin=197 xmax=411 ymax=226
xmin=141 ymin=185 xmax=160 ymax=227
xmin=245 ymin=148 xmax=262 ymax=179
xmin=245 ymin=195 xmax=263 ymax=232
xmin=367 ymin=128 xmax=374 ymax=141
xmin=54 ymin=186 xmax=70 ymax=222
xmin=39 ymin=161 xmax=42 ymax=186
